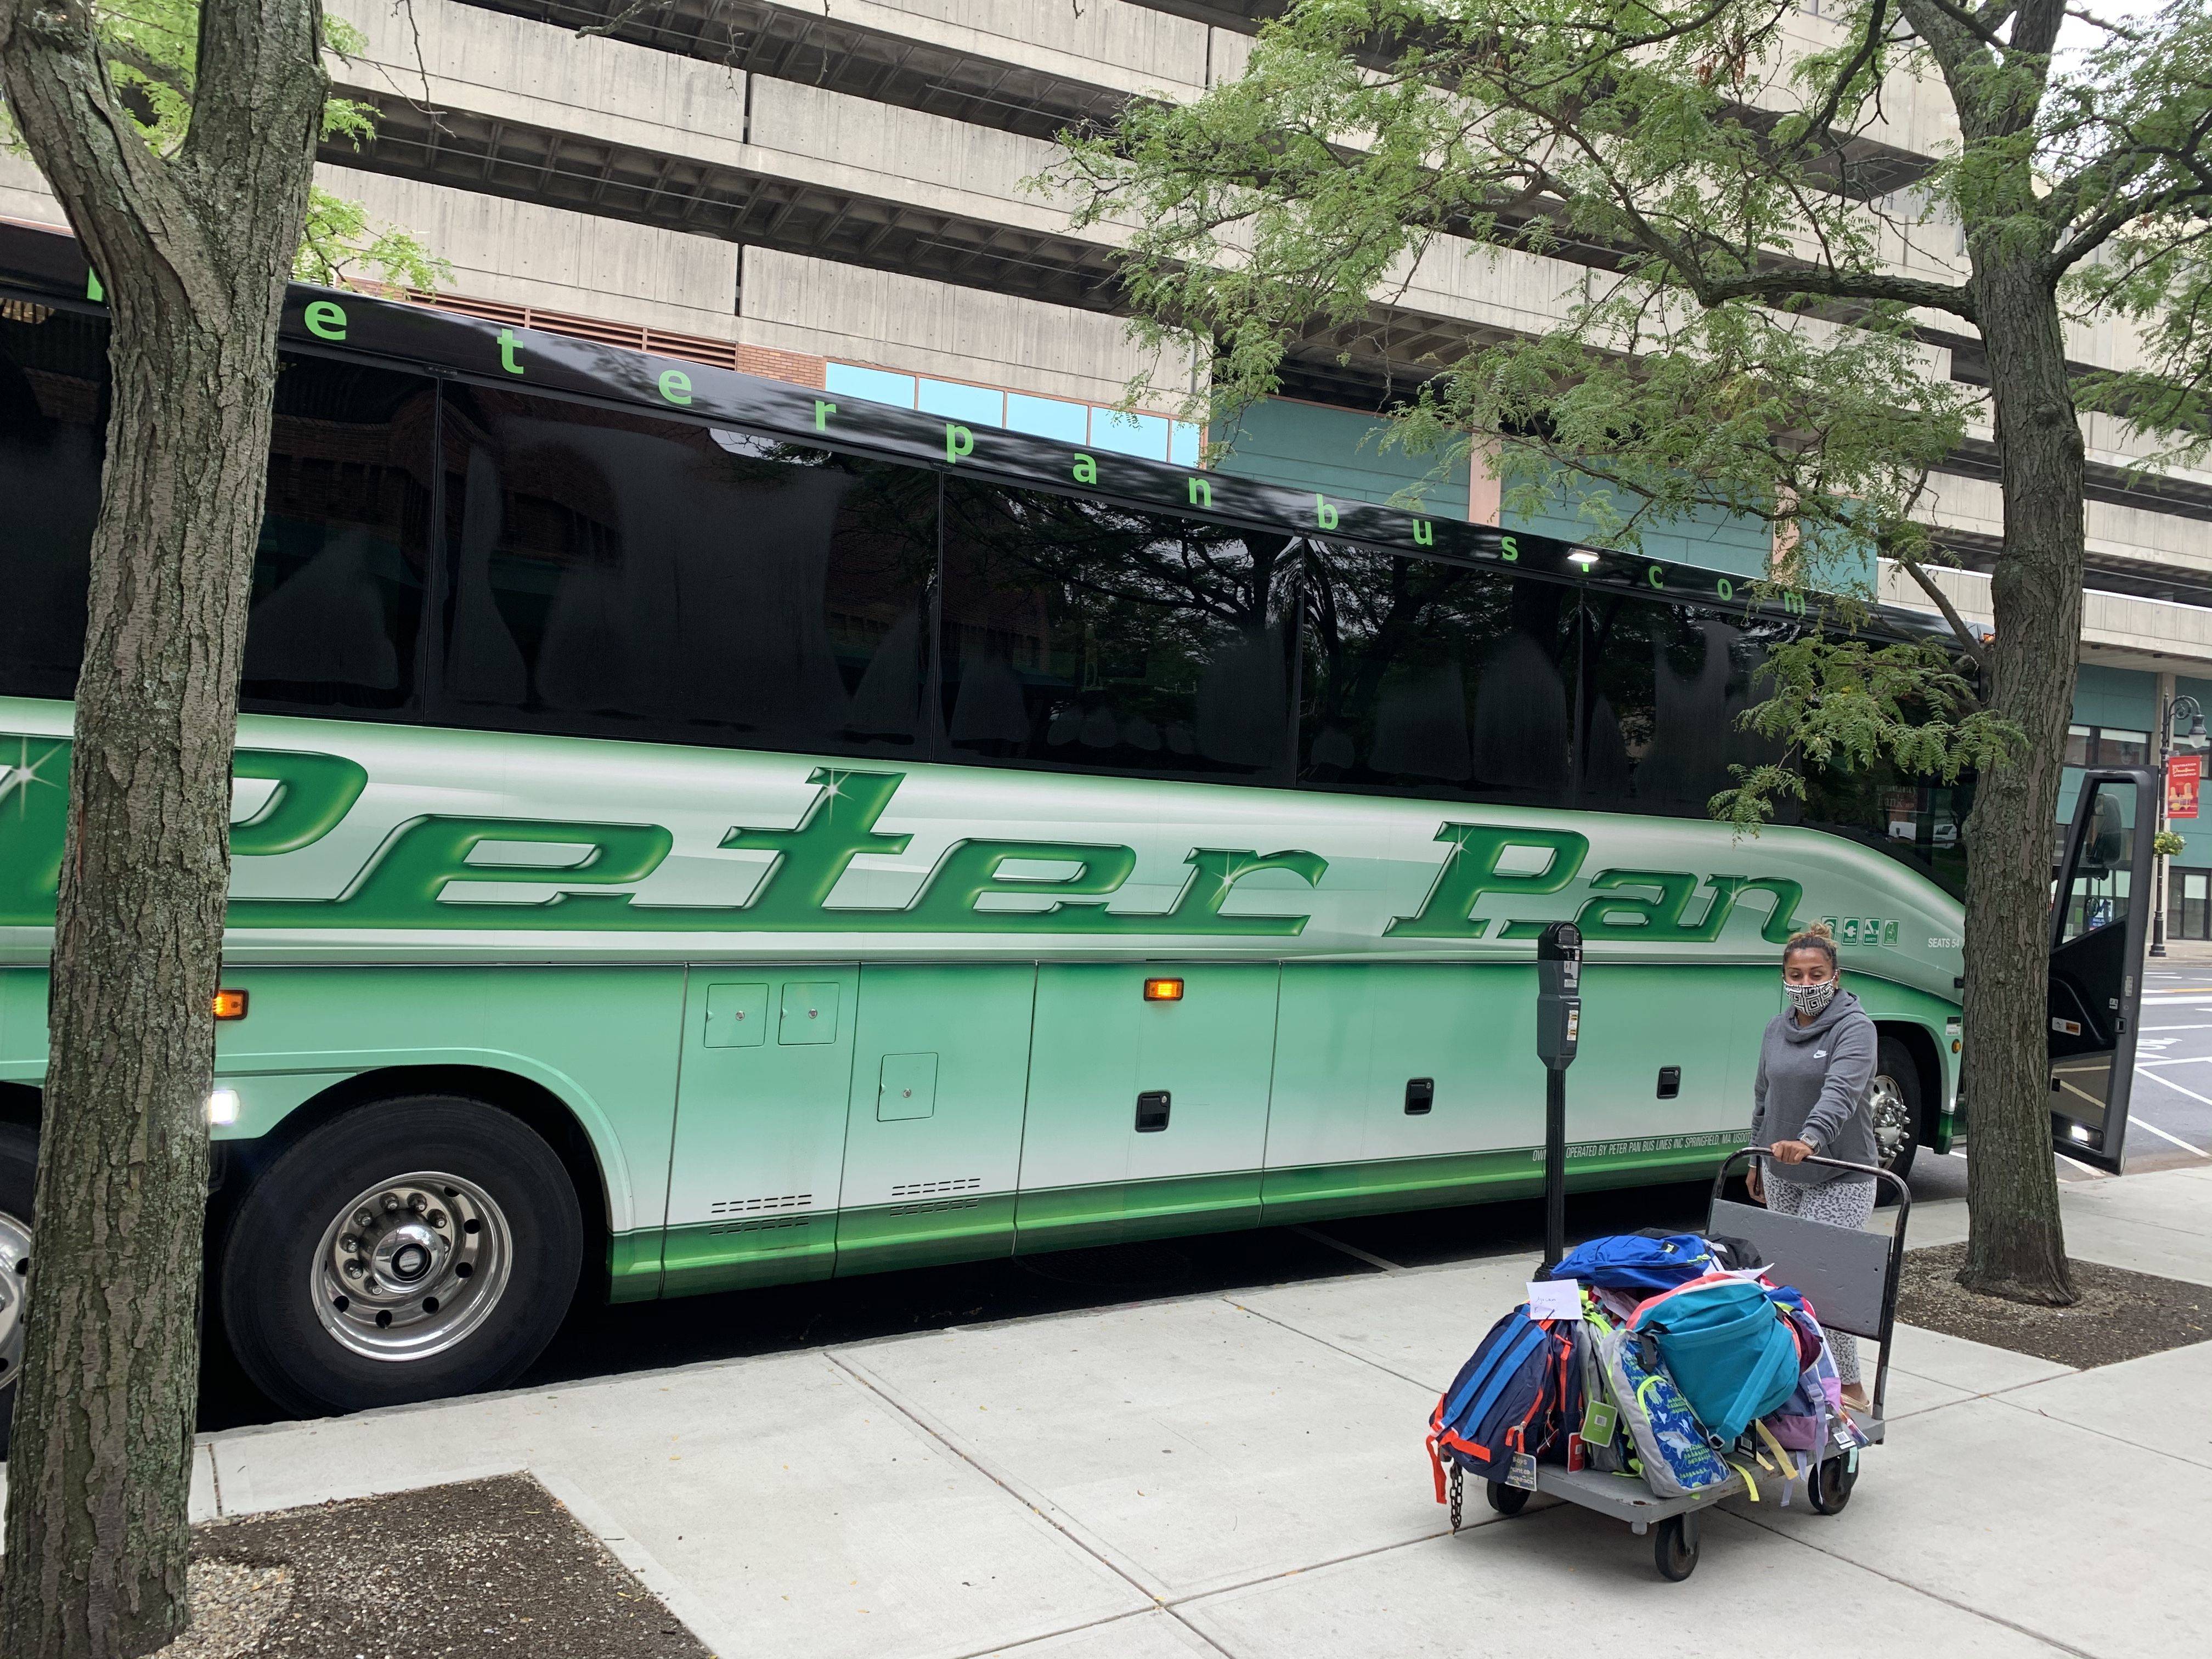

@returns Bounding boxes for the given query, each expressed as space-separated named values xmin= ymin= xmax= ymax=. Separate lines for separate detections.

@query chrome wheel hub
xmin=311 ymin=1172 xmax=511 ymax=1362
xmin=1870 ymin=1073 xmax=1913 ymax=1167
xmin=0 ymin=1208 xmax=28 ymax=1385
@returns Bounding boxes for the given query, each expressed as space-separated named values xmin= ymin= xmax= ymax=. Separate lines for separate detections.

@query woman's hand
xmin=1770 ymin=1138 xmax=1816 ymax=1164
xmin=1746 ymin=1161 xmax=1763 ymax=1203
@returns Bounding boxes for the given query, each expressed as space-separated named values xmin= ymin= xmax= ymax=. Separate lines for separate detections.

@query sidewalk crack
xmin=1224 ymin=1299 xmax=1440 ymax=1394
xmin=1728 ymin=1507 xmax=2098 ymax=1657
xmin=821 ymin=1350 xmax=1237 ymax=1659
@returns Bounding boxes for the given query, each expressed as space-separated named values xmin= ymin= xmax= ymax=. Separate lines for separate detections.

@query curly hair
xmin=1782 ymin=919 xmax=1838 ymax=971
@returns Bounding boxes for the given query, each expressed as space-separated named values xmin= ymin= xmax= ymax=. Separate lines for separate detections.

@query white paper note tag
xmin=1526 ymin=1279 xmax=1582 ymax=1322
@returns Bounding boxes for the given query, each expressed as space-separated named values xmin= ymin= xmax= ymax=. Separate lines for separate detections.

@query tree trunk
xmin=1957 ymin=252 xmax=2083 ymax=1306
xmin=0 ymin=6 xmax=326 ymax=1655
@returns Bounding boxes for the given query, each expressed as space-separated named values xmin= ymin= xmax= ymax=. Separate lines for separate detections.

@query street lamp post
xmin=2152 ymin=693 xmax=2205 ymax=958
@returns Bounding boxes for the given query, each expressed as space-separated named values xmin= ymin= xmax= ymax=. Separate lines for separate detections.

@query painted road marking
xmin=2132 ymin=1114 xmax=2211 ymax=1156
xmin=2136 ymin=1066 xmax=2212 ymax=1118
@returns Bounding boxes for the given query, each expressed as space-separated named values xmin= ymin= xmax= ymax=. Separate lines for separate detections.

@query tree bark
xmin=0 ymin=5 xmax=326 ymax=1655
xmin=1957 ymin=250 xmax=2083 ymax=1306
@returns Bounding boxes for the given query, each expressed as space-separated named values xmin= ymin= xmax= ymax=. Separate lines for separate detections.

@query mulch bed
xmin=1896 ymin=1242 xmax=2212 ymax=1369
xmin=165 ymin=1472 xmax=709 ymax=1659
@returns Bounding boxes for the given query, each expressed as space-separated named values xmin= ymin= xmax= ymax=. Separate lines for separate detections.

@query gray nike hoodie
xmin=1749 ymin=987 xmax=1879 ymax=1185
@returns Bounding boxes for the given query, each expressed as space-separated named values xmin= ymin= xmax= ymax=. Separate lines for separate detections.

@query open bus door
xmin=2048 ymin=768 xmax=2157 ymax=1172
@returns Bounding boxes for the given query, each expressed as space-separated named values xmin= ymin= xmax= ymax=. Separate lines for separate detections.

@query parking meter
xmin=1536 ymin=923 xmax=1582 ymax=1070
xmin=1536 ymin=923 xmax=1581 ymax=1268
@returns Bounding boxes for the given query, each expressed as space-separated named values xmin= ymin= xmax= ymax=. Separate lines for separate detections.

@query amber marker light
xmin=213 ymin=989 xmax=249 ymax=1020
xmin=1143 ymin=978 xmax=1185 ymax=1002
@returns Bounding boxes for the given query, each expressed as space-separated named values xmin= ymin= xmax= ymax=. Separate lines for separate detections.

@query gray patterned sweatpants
xmin=1760 ymin=1171 xmax=1877 ymax=1386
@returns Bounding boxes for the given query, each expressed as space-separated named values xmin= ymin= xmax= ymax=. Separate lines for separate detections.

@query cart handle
xmin=1711 ymin=1146 xmax=1912 ymax=1425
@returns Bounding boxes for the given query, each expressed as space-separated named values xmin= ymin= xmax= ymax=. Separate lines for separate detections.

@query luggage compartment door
xmin=1016 ymin=963 xmax=1278 ymax=1251
xmin=834 ymin=963 xmax=1036 ymax=1273
xmin=663 ymin=966 xmax=857 ymax=1293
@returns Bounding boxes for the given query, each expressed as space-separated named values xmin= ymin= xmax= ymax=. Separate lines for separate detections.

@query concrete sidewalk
xmin=169 ymin=1166 xmax=2212 ymax=1657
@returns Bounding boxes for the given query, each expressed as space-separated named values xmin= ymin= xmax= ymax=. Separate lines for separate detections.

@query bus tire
xmin=219 ymin=1095 xmax=583 ymax=1417
xmin=0 ymin=1120 xmax=35 ymax=1456
xmin=1871 ymin=1034 xmax=1921 ymax=1188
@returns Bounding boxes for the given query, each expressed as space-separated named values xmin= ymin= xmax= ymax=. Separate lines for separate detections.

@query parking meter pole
xmin=1544 ymin=1069 xmax=1567 ymax=1269
xmin=1534 ymin=923 xmax=1582 ymax=1272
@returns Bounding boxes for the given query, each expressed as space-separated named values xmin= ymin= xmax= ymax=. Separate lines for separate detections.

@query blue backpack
xmin=1547 ymin=1233 xmax=1713 ymax=1294
xmin=1426 ymin=1306 xmax=1579 ymax=1502
xmin=1629 ymin=1275 xmax=1804 ymax=1446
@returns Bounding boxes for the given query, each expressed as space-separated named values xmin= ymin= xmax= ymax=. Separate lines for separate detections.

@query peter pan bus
xmin=0 ymin=227 xmax=1979 ymax=1421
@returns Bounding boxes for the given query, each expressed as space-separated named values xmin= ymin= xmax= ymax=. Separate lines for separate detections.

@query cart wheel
xmin=1486 ymin=1479 xmax=1531 ymax=1516
xmin=1654 ymin=1515 xmax=1699 ymax=1581
xmin=1809 ymin=1455 xmax=1858 ymax=1515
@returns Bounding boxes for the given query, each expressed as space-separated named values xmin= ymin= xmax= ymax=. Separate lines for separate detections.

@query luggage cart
xmin=1447 ymin=1149 xmax=1910 ymax=1581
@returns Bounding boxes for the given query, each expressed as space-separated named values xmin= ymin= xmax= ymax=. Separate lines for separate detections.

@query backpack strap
xmin=1439 ymin=1318 xmax=1549 ymax=1435
xmin=1753 ymin=1418 xmax=1796 ymax=1473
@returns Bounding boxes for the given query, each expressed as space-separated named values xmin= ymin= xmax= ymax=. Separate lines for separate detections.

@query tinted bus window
xmin=938 ymin=479 xmax=1300 ymax=782
xmin=241 ymin=356 xmax=437 ymax=714
xmin=1578 ymin=591 xmax=1782 ymax=814
xmin=1299 ymin=545 xmax=1576 ymax=804
xmin=433 ymin=388 xmax=935 ymax=758
xmin=0 ymin=307 xmax=103 ymax=701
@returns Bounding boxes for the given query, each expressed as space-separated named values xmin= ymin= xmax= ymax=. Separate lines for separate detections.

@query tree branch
xmin=1685 ymin=262 xmax=1976 ymax=320
xmin=2066 ymin=5 xmax=2148 ymax=44
xmin=0 ymin=0 xmax=202 ymax=308
xmin=1891 ymin=540 xmax=1991 ymax=676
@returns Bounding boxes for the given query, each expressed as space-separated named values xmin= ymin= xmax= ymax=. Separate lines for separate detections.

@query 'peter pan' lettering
xmin=1385 ymin=825 xmax=1588 ymax=939
xmin=715 ymin=769 xmax=913 ymax=927
xmin=496 ymin=328 xmax=525 ymax=375
xmin=232 ymin=817 xmax=674 ymax=928
xmin=1147 ymin=848 xmax=1325 ymax=935
xmin=901 ymin=840 xmax=1136 ymax=928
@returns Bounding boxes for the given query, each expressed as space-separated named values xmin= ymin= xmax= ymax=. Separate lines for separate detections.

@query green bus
xmin=0 ymin=228 xmax=1966 ymax=1420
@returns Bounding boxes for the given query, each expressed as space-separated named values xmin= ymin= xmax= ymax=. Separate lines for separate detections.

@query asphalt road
xmin=2130 ymin=960 xmax=2212 ymax=1164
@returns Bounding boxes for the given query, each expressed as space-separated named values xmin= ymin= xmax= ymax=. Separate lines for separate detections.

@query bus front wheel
xmin=0 ymin=1120 xmax=35 ymax=1455
xmin=219 ymin=1096 xmax=583 ymax=1417
xmin=1871 ymin=1035 xmax=1922 ymax=1187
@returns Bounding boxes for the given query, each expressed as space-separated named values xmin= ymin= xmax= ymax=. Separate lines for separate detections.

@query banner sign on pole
xmin=2169 ymin=754 xmax=2201 ymax=821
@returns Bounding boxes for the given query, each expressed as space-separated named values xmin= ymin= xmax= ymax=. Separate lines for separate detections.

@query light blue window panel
xmin=919 ymin=378 xmax=1005 ymax=426
xmin=1008 ymin=393 xmax=1089 ymax=443
xmin=1169 ymin=420 xmax=1203 ymax=467
xmin=1090 ymin=408 xmax=1169 ymax=460
xmin=825 ymin=362 xmax=917 ymax=409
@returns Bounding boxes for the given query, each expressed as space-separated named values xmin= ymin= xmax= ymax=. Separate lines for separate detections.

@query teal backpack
xmin=1629 ymin=1274 xmax=1803 ymax=1446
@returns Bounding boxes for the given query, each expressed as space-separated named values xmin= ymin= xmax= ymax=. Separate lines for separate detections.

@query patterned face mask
xmin=1784 ymin=978 xmax=1838 ymax=1018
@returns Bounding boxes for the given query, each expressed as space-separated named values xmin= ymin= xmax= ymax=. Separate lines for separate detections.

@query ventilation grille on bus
xmin=891 ymin=1195 xmax=983 ymax=1217
xmin=707 ymin=1214 xmax=816 ymax=1237
xmin=709 ymin=1191 xmax=813 ymax=1216
xmin=888 ymin=1176 xmax=982 ymax=1198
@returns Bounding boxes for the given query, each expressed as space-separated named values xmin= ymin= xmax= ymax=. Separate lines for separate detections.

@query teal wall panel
xmin=2062 ymin=665 xmax=2169 ymax=856
xmin=1211 ymin=398 xmax=1469 ymax=515
xmin=2073 ymin=664 xmax=2157 ymax=732
xmin=1502 ymin=489 xmax=1778 ymax=581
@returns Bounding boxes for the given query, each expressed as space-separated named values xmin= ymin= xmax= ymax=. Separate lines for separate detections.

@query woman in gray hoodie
xmin=1748 ymin=921 xmax=1880 ymax=1410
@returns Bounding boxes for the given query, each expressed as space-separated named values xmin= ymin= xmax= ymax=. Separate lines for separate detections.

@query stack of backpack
xmin=1426 ymin=1232 xmax=1869 ymax=1509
